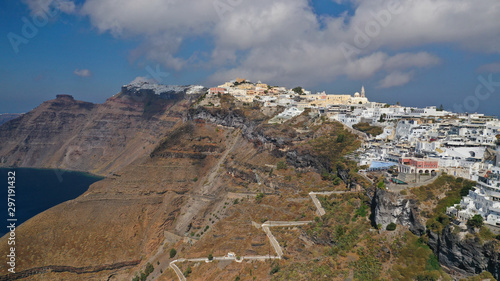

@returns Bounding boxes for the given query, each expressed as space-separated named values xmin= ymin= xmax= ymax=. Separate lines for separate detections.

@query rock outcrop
xmin=285 ymin=149 xmax=329 ymax=172
xmin=188 ymin=106 xmax=332 ymax=173
xmin=187 ymin=107 xmax=272 ymax=145
xmin=373 ymin=188 xmax=500 ymax=279
xmin=0 ymin=84 xmax=201 ymax=176
xmin=428 ymin=226 xmax=500 ymax=279
xmin=373 ymin=188 xmax=425 ymax=235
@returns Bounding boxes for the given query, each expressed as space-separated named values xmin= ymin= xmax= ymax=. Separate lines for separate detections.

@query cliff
xmin=2 ymin=87 xmax=497 ymax=280
xmin=0 ymin=84 xmax=205 ymax=176
xmin=428 ymin=226 xmax=500 ymax=279
xmin=0 ymin=90 xmax=364 ymax=280
xmin=373 ymin=188 xmax=425 ymax=235
xmin=372 ymin=186 xmax=500 ymax=280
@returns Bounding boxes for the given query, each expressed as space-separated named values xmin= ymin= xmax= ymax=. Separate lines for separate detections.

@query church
xmin=350 ymin=86 xmax=369 ymax=104
xmin=308 ymin=86 xmax=369 ymax=106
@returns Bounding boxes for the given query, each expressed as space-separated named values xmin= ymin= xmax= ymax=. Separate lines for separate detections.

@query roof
xmin=369 ymin=161 xmax=397 ymax=169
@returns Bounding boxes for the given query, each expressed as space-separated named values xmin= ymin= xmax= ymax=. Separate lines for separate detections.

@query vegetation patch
xmin=352 ymin=122 xmax=383 ymax=137
xmin=132 ymin=262 xmax=154 ymax=281
xmin=389 ymin=233 xmax=448 ymax=281
xmin=410 ymin=174 xmax=475 ymax=233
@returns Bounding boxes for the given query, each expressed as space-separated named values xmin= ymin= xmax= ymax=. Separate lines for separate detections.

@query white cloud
xmin=24 ymin=0 xmax=500 ymax=87
xmin=378 ymin=71 xmax=413 ymax=88
xmin=384 ymin=52 xmax=441 ymax=70
xmin=23 ymin=0 xmax=75 ymax=15
xmin=347 ymin=0 xmax=500 ymax=53
xmin=73 ymin=68 xmax=91 ymax=77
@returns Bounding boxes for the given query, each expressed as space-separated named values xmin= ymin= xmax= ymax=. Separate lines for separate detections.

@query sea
xmin=0 ymin=168 xmax=103 ymax=237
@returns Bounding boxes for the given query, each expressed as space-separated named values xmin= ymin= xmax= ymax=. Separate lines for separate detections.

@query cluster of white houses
xmin=209 ymin=78 xmax=369 ymax=110
xmin=209 ymin=78 xmax=500 ymax=226
xmin=354 ymin=110 xmax=500 ymax=226
xmin=448 ymin=168 xmax=500 ymax=226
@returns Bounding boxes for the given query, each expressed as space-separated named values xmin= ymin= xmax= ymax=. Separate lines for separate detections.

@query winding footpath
xmin=309 ymin=191 xmax=355 ymax=216
xmin=168 ymin=191 xmax=352 ymax=280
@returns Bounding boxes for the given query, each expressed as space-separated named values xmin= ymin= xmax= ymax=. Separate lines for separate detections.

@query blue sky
xmin=1 ymin=0 xmax=500 ymax=116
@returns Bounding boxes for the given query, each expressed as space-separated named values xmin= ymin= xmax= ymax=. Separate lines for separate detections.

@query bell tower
xmin=361 ymin=86 xmax=365 ymax=98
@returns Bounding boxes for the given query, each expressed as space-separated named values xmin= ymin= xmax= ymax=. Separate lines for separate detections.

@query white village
xmin=202 ymin=78 xmax=500 ymax=228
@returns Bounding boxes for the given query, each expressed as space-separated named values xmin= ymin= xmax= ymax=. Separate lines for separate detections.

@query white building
xmin=269 ymin=107 xmax=305 ymax=124
xmin=448 ymin=173 xmax=500 ymax=226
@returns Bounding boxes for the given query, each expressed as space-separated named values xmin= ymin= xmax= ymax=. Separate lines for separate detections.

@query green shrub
xmin=386 ymin=223 xmax=397 ymax=231
xmin=354 ymin=204 xmax=369 ymax=218
xmin=208 ymin=253 xmax=213 ymax=261
xmin=169 ymin=248 xmax=177 ymax=258
xmin=352 ymin=122 xmax=383 ymax=136
xmin=270 ymin=264 xmax=280 ymax=275
xmin=332 ymin=177 xmax=342 ymax=185
xmin=277 ymin=161 xmax=287 ymax=170
xmin=336 ymin=133 xmax=345 ymax=143
xmin=425 ymin=254 xmax=440 ymax=271
xmin=467 ymin=215 xmax=484 ymax=228
xmin=184 ymin=266 xmax=192 ymax=277
xmin=377 ymin=180 xmax=385 ymax=189
xmin=145 ymin=262 xmax=154 ymax=275
xmin=256 ymin=193 xmax=265 ymax=203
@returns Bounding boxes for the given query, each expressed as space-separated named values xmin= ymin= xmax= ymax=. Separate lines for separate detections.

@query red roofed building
xmin=209 ymin=87 xmax=226 ymax=95
xmin=398 ymin=157 xmax=438 ymax=174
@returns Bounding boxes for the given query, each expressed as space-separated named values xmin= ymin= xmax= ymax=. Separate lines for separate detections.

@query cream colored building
xmin=228 ymin=88 xmax=247 ymax=95
xmin=236 ymin=83 xmax=255 ymax=90
xmin=218 ymin=82 xmax=234 ymax=89
xmin=327 ymin=95 xmax=351 ymax=104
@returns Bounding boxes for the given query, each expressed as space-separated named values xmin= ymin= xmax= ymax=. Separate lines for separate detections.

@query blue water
xmin=0 ymin=168 xmax=103 ymax=237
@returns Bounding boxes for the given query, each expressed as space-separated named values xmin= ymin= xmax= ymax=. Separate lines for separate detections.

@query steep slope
xmin=0 ymin=83 xmax=204 ymax=176
xmin=0 ymin=93 xmax=361 ymax=280
xmin=2 ymin=90 xmax=497 ymax=281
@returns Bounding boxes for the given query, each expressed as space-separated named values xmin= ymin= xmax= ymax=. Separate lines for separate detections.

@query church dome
xmin=354 ymin=92 xmax=360 ymax=97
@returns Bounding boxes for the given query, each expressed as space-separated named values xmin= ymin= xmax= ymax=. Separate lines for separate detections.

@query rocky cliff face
xmin=372 ymin=188 xmax=500 ymax=279
xmin=0 ymin=85 xmax=202 ymax=176
xmin=188 ymin=106 xmax=333 ymax=173
xmin=0 ymin=100 xmax=302 ymax=280
xmin=373 ymin=188 xmax=425 ymax=235
xmin=6 ymin=88 xmax=498 ymax=280
xmin=428 ymin=226 xmax=500 ymax=279
xmin=187 ymin=107 xmax=284 ymax=147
